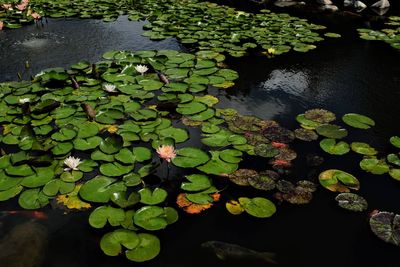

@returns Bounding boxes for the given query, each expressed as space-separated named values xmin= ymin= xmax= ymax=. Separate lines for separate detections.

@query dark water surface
xmin=0 ymin=9 xmax=400 ymax=267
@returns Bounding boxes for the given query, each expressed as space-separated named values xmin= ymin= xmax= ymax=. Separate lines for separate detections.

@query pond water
xmin=0 ymin=6 xmax=400 ymax=267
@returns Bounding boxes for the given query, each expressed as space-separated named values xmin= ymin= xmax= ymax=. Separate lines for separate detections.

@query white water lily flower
xmin=64 ymin=156 xmax=81 ymax=171
xmin=103 ymin=83 xmax=117 ymax=93
xmin=135 ymin=64 xmax=149 ymax=75
xmin=19 ymin=98 xmax=30 ymax=104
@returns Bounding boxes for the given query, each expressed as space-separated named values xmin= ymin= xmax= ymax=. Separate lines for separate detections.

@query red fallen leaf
xmin=185 ymin=203 xmax=213 ymax=214
xmin=271 ymin=142 xmax=288 ymax=149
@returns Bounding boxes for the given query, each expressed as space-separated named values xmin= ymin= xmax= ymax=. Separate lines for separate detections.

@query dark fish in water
xmin=91 ymin=63 xmax=99 ymax=79
xmin=0 ymin=221 xmax=48 ymax=267
xmin=157 ymin=71 xmax=170 ymax=84
xmin=81 ymin=103 xmax=96 ymax=120
xmin=0 ymin=211 xmax=48 ymax=220
xmin=202 ymin=241 xmax=277 ymax=264
xmin=70 ymin=75 xmax=80 ymax=89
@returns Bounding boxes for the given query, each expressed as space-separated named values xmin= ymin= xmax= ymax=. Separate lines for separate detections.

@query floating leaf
xmin=181 ymin=174 xmax=212 ymax=191
xmin=226 ymin=200 xmax=245 ymax=215
xmin=134 ymin=206 xmax=168 ymax=231
xmin=320 ymin=138 xmax=350 ymax=155
xmin=56 ymin=184 xmax=91 ymax=210
xmin=172 ymin=147 xmax=210 ymax=168
xmin=335 ymin=193 xmax=368 ymax=212
xmin=125 ymin=233 xmax=161 ymax=262
xmin=316 ymin=124 xmax=348 ymax=139
xmin=390 ymin=136 xmax=400 ymax=149
xmin=80 ymin=176 xmax=126 ymax=203
xmin=369 ymin=211 xmax=400 ymax=247
xmin=360 ymin=158 xmax=390 ymax=175
xmin=351 ymin=142 xmax=377 ymax=156
xmin=238 ymin=197 xmax=276 ymax=218
xmin=100 ymin=229 xmax=140 ymax=256
xmin=138 ymin=188 xmax=168 ymax=205
xmin=89 ymin=206 xmax=125 ymax=228
xmin=304 ymin=109 xmax=336 ymax=123
xmin=342 ymin=113 xmax=375 ymax=129
xmin=319 ymin=169 xmax=360 ymax=193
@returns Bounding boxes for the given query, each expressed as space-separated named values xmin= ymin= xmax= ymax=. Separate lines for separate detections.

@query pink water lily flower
xmin=156 ymin=145 xmax=177 ymax=163
xmin=31 ymin=12 xmax=41 ymax=20
xmin=16 ymin=3 xmax=27 ymax=10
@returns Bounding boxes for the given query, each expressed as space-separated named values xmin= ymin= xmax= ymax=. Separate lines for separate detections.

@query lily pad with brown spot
xmin=319 ymin=169 xmax=360 ymax=193
xmin=294 ymin=128 xmax=318 ymax=141
xmin=226 ymin=169 xmax=257 ymax=186
xmin=304 ymin=109 xmax=336 ymax=123
xmin=369 ymin=211 xmax=400 ymax=246
xmin=263 ymin=126 xmax=295 ymax=143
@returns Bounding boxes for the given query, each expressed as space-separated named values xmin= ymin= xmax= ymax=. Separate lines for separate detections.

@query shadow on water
xmin=0 ymin=7 xmax=400 ymax=267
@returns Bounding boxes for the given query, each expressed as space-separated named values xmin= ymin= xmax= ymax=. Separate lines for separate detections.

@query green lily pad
xmin=350 ymin=142 xmax=377 ymax=156
xmin=125 ymin=233 xmax=161 ymax=262
xmin=360 ymin=158 xmax=390 ymax=175
xmin=134 ymin=206 xmax=168 ymax=231
xmin=100 ymin=229 xmax=140 ymax=256
xmin=197 ymin=151 xmax=238 ymax=175
xmin=172 ymin=147 xmax=210 ymax=168
xmin=319 ymin=169 xmax=360 ymax=193
xmin=181 ymin=174 xmax=212 ymax=191
xmin=18 ymin=189 xmax=49 ymax=209
xmin=80 ymin=176 xmax=127 ymax=203
xmin=342 ymin=113 xmax=375 ymax=129
xmin=320 ymin=138 xmax=350 ymax=155
xmin=138 ymin=188 xmax=168 ymax=205
xmin=390 ymin=136 xmax=400 ymax=149
xmin=100 ymin=162 xmax=134 ymax=177
xmin=316 ymin=124 xmax=348 ymax=139
xmin=238 ymin=197 xmax=276 ymax=218
xmin=100 ymin=136 xmax=123 ymax=154
xmin=89 ymin=206 xmax=126 ymax=228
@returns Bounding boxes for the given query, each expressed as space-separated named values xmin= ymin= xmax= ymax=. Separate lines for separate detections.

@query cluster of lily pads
xmin=358 ymin=16 xmax=400 ymax=50
xmin=0 ymin=0 xmax=43 ymax=29
xmin=130 ymin=0 xmax=332 ymax=57
xmin=0 ymin=49 xmax=248 ymax=261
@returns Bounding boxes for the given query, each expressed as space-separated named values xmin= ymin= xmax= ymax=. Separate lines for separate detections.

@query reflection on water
xmin=0 ymin=16 xmax=182 ymax=82
xmin=262 ymin=69 xmax=310 ymax=96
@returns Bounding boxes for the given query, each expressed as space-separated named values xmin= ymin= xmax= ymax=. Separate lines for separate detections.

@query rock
xmin=371 ymin=0 xmax=390 ymax=9
xmin=274 ymin=0 xmax=304 ymax=7
xmin=320 ymin=4 xmax=339 ymax=11
xmin=316 ymin=0 xmax=333 ymax=4
xmin=343 ymin=0 xmax=354 ymax=7
xmin=0 ymin=221 xmax=48 ymax=267
xmin=354 ymin=0 xmax=367 ymax=12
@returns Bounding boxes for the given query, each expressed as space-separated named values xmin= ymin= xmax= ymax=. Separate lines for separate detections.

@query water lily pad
xmin=369 ymin=211 xmax=400 ymax=246
xmin=248 ymin=171 xmax=277 ymax=191
xmin=360 ymin=158 xmax=389 ymax=175
xmin=197 ymin=151 xmax=238 ymax=175
xmin=80 ymin=176 xmax=126 ymax=203
xmin=100 ymin=136 xmax=123 ymax=154
xmin=304 ymin=109 xmax=336 ymax=123
xmin=226 ymin=200 xmax=245 ymax=215
xmin=100 ymin=162 xmax=134 ymax=177
xmin=351 ymin=142 xmax=377 ymax=156
xmin=335 ymin=193 xmax=368 ymax=212
xmin=181 ymin=174 xmax=212 ymax=191
xmin=100 ymin=229 xmax=140 ymax=256
xmin=319 ymin=169 xmax=360 ymax=193
xmin=139 ymin=188 xmax=168 ymax=205
xmin=238 ymin=197 xmax=276 ymax=218
xmin=263 ymin=126 xmax=295 ymax=143
xmin=134 ymin=206 xmax=168 ymax=231
xmin=390 ymin=136 xmax=400 ymax=149
xmin=320 ymin=138 xmax=350 ymax=155
xmin=294 ymin=128 xmax=318 ymax=141
xmin=387 ymin=154 xmax=400 ymax=167
xmin=316 ymin=124 xmax=348 ymax=139
xmin=342 ymin=113 xmax=375 ymax=129
xmin=18 ymin=188 xmax=49 ymax=209
xmin=125 ymin=233 xmax=161 ymax=262
xmin=89 ymin=206 xmax=126 ymax=228
xmin=172 ymin=147 xmax=210 ymax=168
